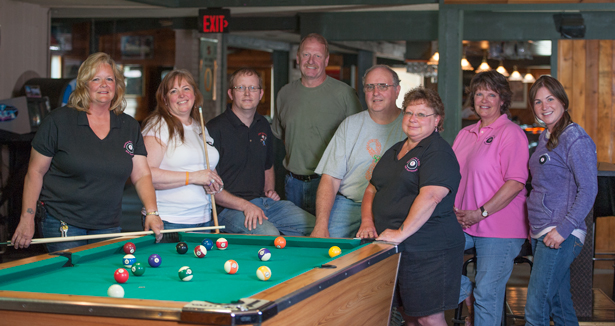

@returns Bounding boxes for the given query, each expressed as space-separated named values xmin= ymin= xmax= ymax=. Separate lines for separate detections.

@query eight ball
xmin=176 ymin=242 xmax=189 ymax=254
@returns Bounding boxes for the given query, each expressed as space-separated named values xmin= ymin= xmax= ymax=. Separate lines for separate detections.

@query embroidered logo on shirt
xmin=124 ymin=141 xmax=134 ymax=156
xmin=365 ymin=139 xmax=382 ymax=180
xmin=484 ymin=136 xmax=495 ymax=145
xmin=258 ymin=132 xmax=267 ymax=146
xmin=405 ymin=157 xmax=420 ymax=172
xmin=539 ymin=153 xmax=550 ymax=165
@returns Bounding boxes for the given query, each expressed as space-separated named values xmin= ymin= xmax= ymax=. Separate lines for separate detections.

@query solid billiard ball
xmin=178 ymin=266 xmax=193 ymax=281
xmin=148 ymin=254 xmax=162 ymax=267
xmin=114 ymin=268 xmax=129 ymax=283
xmin=201 ymin=238 xmax=214 ymax=251
xmin=123 ymin=242 xmax=136 ymax=254
xmin=274 ymin=236 xmax=286 ymax=249
xmin=131 ymin=262 xmax=146 ymax=276
xmin=329 ymin=246 xmax=342 ymax=258
xmin=224 ymin=260 xmax=238 ymax=274
xmin=194 ymin=245 xmax=207 ymax=258
xmin=256 ymin=266 xmax=271 ymax=281
xmin=216 ymin=238 xmax=228 ymax=250
xmin=258 ymin=248 xmax=271 ymax=261
xmin=107 ymin=284 xmax=125 ymax=298
xmin=176 ymin=242 xmax=189 ymax=254
xmin=122 ymin=254 xmax=136 ymax=268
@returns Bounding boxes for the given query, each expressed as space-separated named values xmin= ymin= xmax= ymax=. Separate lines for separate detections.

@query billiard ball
xmin=258 ymin=248 xmax=271 ymax=261
xmin=122 ymin=254 xmax=136 ymax=268
xmin=114 ymin=268 xmax=129 ymax=283
xmin=194 ymin=245 xmax=207 ymax=258
xmin=216 ymin=238 xmax=228 ymax=250
xmin=148 ymin=254 xmax=162 ymax=267
xmin=123 ymin=242 xmax=136 ymax=254
xmin=107 ymin=284 xmax=125 ymax=298
xmin=201 ymin=238 xmax=214 ymax=251
xmin=176 ymin=242 xmax=189 ymax=254
xmin=178 ymin=266 xmax=193 ymax=281
xmin=256 ymin=266 xmax=271 ymax=281
xmin=131 ymin=262 xmax=146 ymax=276
xmin=274 ymin=236 xmax=286 ymax=249
xmin=224 ymin=260 xmax=238 ymax=274
xmin=329 ymin=246 xmax=342 ymax=258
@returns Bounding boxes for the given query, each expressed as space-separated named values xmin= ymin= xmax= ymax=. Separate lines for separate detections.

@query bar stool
xmin=452 ymin=240 xmax=533 ymax=326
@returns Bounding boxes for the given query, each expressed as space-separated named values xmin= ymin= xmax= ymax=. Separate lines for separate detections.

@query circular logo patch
xmin=484 ymin=136 xmax=495 ymax=145
xmin=405 ymin=157 xmax=420 ymax=172
xmin=124 ymin=141 xmax=134 ymax=156
xmin=539 ymin=154 xmax=549 ymax=165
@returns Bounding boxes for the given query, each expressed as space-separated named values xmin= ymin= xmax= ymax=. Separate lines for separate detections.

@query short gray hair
xmin=362 ymin=65 xmax=400 ymax=87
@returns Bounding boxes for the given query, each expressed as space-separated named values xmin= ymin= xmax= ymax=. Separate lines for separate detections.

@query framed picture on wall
xmin=510 ymin=81 xmax=527 ymax=108
xmin=121 ymin=35 xmax=154 ymax=59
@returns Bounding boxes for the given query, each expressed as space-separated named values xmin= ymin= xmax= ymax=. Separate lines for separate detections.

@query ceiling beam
xmin=172 ymin=0 xmax=436 ymax=7
xmin=126 ymin=0 xmax=178 ymax=7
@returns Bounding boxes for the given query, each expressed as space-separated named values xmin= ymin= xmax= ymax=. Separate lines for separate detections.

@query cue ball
xmin=114 ymin=268 xmax=129 ymax=283
xmin=201 ymin=238 xmax=214 ymax=251
xmin=256 ymin=266 xmax=272 ymax=281
xmin=274 ymin=236 xmax=286 ymax=249
xmin=131 ymin=262 xmax=146 ymax=276
xmin=123 ymin=242 xmax=136 ymax=254
xmin=329 ymin=246 xmax=342 ymax=258
xmin=107 ymin=284 xmax=125 ymax=298
xmin=216 ymin=238 xmax=228 ymax=250
xmin=194 ymin=245 xmax=207 ymax=258
xmin=224 ymin=260 xmax=238 ymax=274
xmin=258 ymin=248 xmax=271 ymax=261
xmin=148 ymin=254 xmax=162 ymax=267
xmin=178 ymin=266 xmax=193 ymax=281
xmin=176 ymin=242 xmax=189 ymax=254
xmin=122 ymin=254 xmax=136 ymax=268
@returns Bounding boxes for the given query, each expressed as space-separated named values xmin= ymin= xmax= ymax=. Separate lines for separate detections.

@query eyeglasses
xmin=404 ymin=111 xmax=436 ymax=119
xmin=232 ymin=86 xmax=261 ymax=92
xmin=364 ymin=83 xmax=396 ymax=92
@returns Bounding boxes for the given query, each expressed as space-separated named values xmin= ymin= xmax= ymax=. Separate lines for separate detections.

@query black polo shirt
xmin=206 ymin=108 xmax=273 ymax=202
xmin=33 ymin=106 xmax=147 ymax=229
xmin=371 ymin=131 xmax=464 ymax=251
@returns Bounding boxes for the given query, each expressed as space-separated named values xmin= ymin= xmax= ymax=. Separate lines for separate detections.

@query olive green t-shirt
xmin=272 ymin=76 xmax=363 ymax=175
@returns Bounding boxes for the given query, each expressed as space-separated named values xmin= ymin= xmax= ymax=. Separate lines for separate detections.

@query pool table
xmin=0 ymin=233 xmax=400 ymax=325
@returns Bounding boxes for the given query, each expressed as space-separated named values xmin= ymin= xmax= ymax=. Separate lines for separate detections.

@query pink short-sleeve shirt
xmin=452 ymin=114 xmax=529 ymax=238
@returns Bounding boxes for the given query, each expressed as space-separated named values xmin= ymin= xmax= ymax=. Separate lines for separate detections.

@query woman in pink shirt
xmin=452 ymin=71 xmax=529 ymax=325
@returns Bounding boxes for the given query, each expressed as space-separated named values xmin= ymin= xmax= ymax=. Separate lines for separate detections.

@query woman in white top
xmin=142 ymin=70 xmax=223 ymax=229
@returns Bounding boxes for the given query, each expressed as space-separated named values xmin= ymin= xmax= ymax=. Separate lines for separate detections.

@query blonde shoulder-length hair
xmin=67 ymin=52 xmax=126 ymax=115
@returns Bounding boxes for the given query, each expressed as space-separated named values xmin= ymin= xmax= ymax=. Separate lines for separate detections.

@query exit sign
xmin=198 ymin=9 xmax=230 ymax=33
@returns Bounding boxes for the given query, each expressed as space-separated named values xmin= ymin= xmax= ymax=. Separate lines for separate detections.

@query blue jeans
xmin=327 ymin=195 xmax=362 ymax=238
xmin=41 ymin=213 xmax=121 ymax=253
xmin=459 ymin=234 xmax=524 ymax=325
xmin=284 ymin=174 xmax=320 ymax=215
xmin=525 ymin=234 xmax=583 ymax=326
xmin=217 ymin=197 xmax=315 ymax=236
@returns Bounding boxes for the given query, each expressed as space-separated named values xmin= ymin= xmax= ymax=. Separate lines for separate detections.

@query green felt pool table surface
xmin=0 ymin=233 xmax=363 ymax=303
xmin=0 ymin=233 xmax=400 ymax=325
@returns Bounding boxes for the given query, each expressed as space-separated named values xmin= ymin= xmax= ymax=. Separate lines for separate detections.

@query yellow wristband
xmin=186 ymin=171 xmax=189 ymax=185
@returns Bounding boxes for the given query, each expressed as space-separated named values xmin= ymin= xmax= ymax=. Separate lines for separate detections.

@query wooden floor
xmin=506 ymin=287 xmax=615 ymax=325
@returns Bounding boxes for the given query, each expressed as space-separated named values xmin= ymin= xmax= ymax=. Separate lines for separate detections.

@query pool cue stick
xmin=0 ymin=226 xmax=225 ymax=246
xmin=198 ymin=106 xmax=220 ymax=234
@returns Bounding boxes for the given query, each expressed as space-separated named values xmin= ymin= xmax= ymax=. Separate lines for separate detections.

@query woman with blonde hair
xmin=12 ymin=52 xmax=162 ymax=251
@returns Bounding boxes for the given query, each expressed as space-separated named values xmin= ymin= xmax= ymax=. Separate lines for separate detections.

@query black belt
xmin=288 ymin=172 xmax=320 ymax=182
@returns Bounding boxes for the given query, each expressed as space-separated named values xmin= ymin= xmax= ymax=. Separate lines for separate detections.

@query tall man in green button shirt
xmin=311 ymin=65 xmax=405 ymax=238
xmin=272 ymin=33 xmax=363 ymax=215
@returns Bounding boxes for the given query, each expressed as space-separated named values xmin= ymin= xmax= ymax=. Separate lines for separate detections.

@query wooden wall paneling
xmin=558 ymin=40 xmax=574 ymax=103
xmin=585 ymin=40 xmax=600 ymax=142
xmin=571 ymin=40 xmax=586 ymax=129
xmin=597 ymin=40 xmax=613 ymax=163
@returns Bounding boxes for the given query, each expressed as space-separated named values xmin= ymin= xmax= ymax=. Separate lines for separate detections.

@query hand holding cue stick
xmin=0 ymin=226 xmax=225 ymax=246
xmin=198 ymin=106 xmax=220 ymax=234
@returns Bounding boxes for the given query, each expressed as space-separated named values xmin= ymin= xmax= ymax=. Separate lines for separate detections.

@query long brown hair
xmin=67 ymin=52 xmax=126 ymax=115
xmin=529 ymin=75 xmax=572 ymax=150
xmin=142 ymin=70 xmax=204 ymax=144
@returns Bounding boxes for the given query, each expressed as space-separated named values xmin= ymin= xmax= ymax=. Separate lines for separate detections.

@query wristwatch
xmin=480 ymin=206 xmax=488 ymax=218
xmin=146 ymin=211 xmax=160 ymax=216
